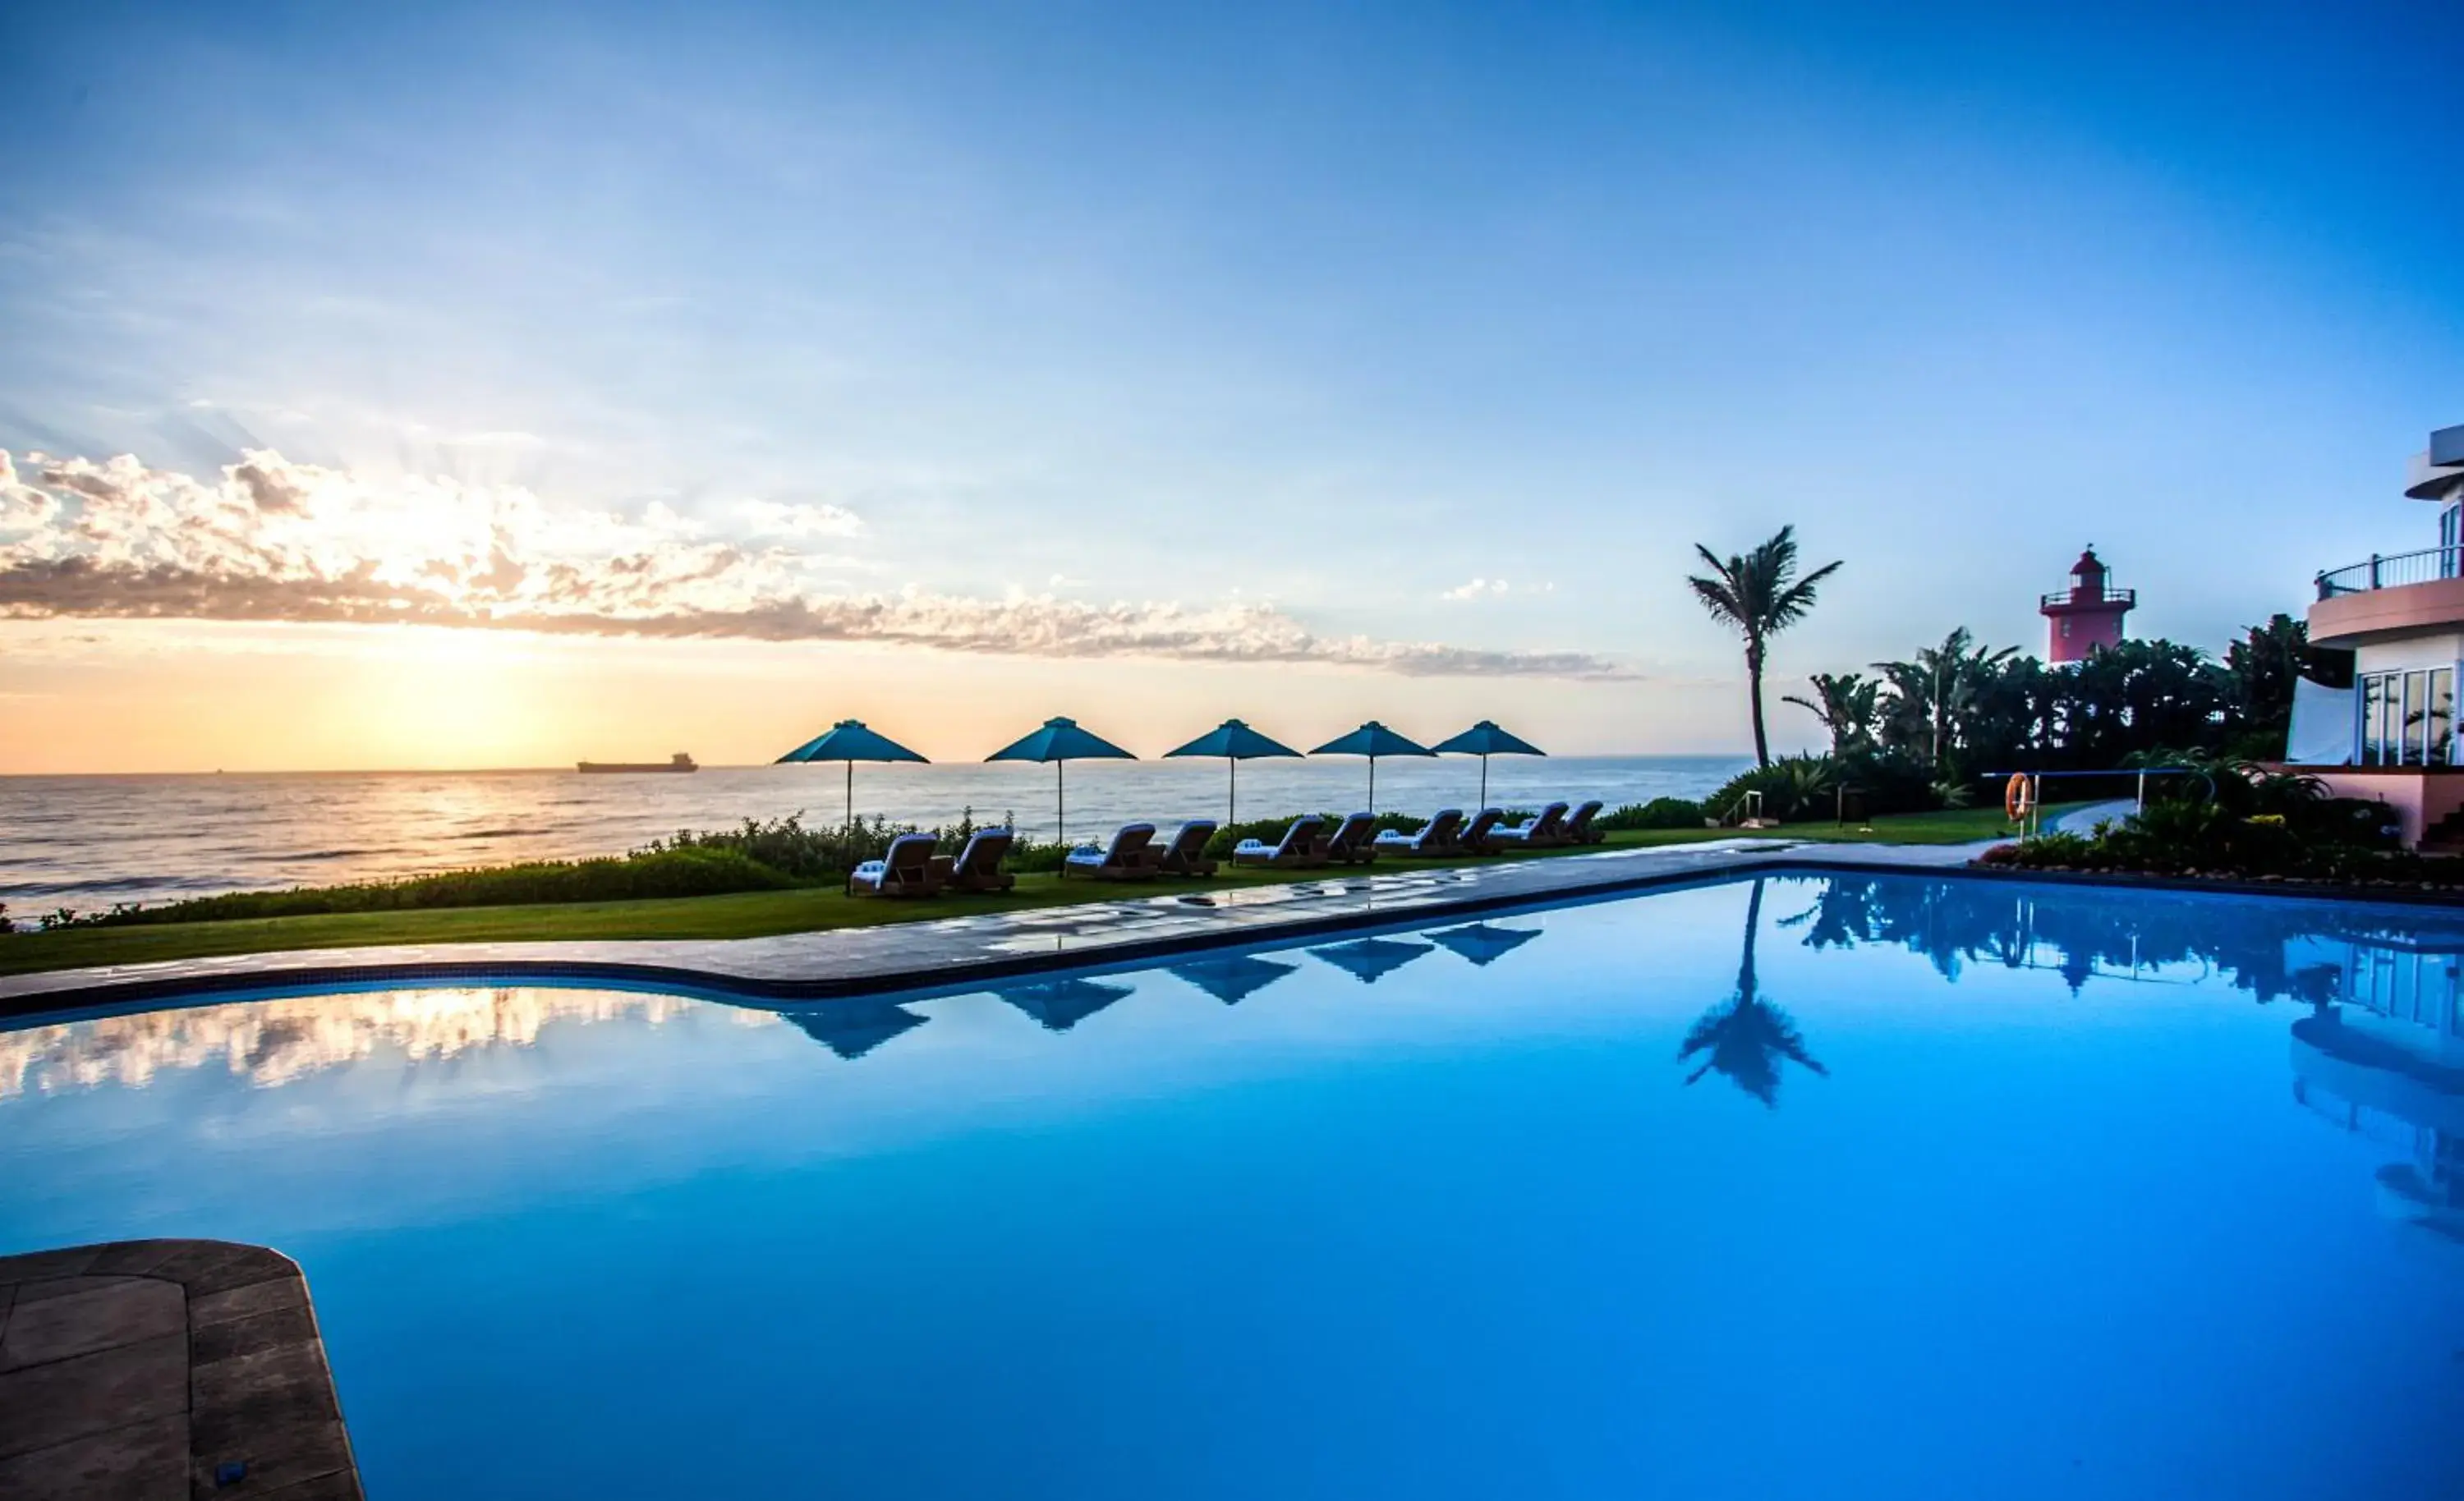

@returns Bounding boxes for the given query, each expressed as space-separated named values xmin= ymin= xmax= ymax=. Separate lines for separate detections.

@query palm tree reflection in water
xmin=1679 ymin=878 xmax=1829 ymax=1107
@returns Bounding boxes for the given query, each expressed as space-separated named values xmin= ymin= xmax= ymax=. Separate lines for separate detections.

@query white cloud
xmin=0 ymin=450 xmax=1634 ymax=679
xmin=736 ymin=497 xmax=865 ymax=539
xmin=1441 ymin=577 xmax=1555 ymax=602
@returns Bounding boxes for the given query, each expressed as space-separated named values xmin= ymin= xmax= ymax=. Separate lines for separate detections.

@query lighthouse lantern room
xmin=2039 ymin=547 xmax=2135 ymax=664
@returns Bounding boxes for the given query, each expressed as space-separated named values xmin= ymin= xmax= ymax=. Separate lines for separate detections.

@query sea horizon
xmin=2 ymin=753 xmax=1753 ymax=920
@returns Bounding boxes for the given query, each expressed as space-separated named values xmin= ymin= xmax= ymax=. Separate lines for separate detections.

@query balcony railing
xmin=2316 ymin=546 xmax=2464 ymax=599
xmin=2040 ymin=586 xmax=2135 ymax=610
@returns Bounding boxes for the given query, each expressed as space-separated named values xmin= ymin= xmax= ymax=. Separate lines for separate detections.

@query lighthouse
xmin=2039 ymin=547 xmax=2134 ymax=664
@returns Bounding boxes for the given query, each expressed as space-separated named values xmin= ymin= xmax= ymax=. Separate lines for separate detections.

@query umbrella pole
xmin=1368 ymin=755 xmax=1376 ymax=815
xmin=1057 ymin=760 xmax=1065 ymax=847
xmin=1479 ymin=753 xmax=1488 ymax=810
xmin=1229 ymin=757 xmax=1237 ymax=829
xmin=846 ymin=761 xmax=854 ymax=829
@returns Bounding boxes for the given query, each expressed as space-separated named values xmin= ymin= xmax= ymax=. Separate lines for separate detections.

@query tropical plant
xmin=1707 ymin=754 xmax=1839 ymax=823
xmin=1597 ymin=796 xmax=1706 ymax=831
xmin=1873 ymin=627 xmax=2019 ymax=769
xmin=1784 ymin=672 xmax=1881 ymax=757
xmin=2222 ymin=613 xmax=2314 ymax=732
xmin=1688 ymin=526 xmax=1844 ymax=767
xmin=1678 ymin=879 xmax=1827 ymax=1106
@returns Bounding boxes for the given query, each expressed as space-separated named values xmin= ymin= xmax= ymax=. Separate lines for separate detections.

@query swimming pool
xmin=4 ymin=872 xmax=2460 ymax=1499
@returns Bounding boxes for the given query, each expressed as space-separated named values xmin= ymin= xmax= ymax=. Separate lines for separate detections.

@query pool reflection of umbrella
xmin=1308 ymin=722 xmax=1436 ymax=815
xmin=775 ymin=719 xmax=928 ymax=827
xmin=1162 ymin=719 xmax=1303 ymax=828
xmin=1167 ymin=952 xmax=1302 ymax=1005
xmin=1431 ymin=721 xmax=1546 ymax=811
xmin=1427 ymin=923 xmax=1542 ymax=967
xmin=782 ymin=1001 xmax=928 ymax=1060
xmin=1311 ymin=936 xmax=1437 ymax=985
xmin=986 ymin=716 xmax=1136 ymax=847
xmin=996 ymin=976 xmax=1134 ymax=1032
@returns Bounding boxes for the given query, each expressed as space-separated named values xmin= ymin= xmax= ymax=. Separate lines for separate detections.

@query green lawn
xmin=0 ymin=804 xmax=2047 ymax=978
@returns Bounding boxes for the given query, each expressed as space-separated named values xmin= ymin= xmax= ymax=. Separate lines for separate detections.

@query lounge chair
xmin=1319 ymin=811 xmax=1379 ymax=865
xmin=1373 ymin=808 xmax=1464 ymax=857
xmin=1491 ymin=801 xmax=1570 ymax=849
xmin=933 ymin=829 xmax=1016 ymax=893
xmin=1062 ymin=822 xmax=1160 ymax=880
xmin=1231 ymin=815 xmax=1326 ymax=869
xmin=1147 ymin=819 xmax=1219 ymax=877
xmin=1563 ymin=800 xmax=1606 ymax=845
xmin=848 ymin=833 xmax=943 ymax=897
xmin=1456 ymin=807 xmax=1508 ymax=853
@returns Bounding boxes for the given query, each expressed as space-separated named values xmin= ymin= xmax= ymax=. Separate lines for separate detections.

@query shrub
xmin=637 ymin=812 xmax=917 ymax=882
xmin=1598 ymin=797 xmax=1706 ymax=832
xmin=1706 ymin=755 xmax=1838 ymax=824
xmin=1980 ymin=784 xmax=2440 ymax=885
xmin=57 ymin=847 xmax=801 ymax=929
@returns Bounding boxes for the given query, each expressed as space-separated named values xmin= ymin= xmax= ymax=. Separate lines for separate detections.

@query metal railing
xmin=1979 ymin=766 xmax=2216 ymax=838
xmin=2039 ymin=585 xmax=2135 ymax=610
xmin=2315 ymin=546 xmax=2464 ymax=599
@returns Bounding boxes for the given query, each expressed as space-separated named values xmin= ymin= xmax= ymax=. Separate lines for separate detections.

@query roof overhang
xmin=2405 ymin=425 xmax=2464 ymax=499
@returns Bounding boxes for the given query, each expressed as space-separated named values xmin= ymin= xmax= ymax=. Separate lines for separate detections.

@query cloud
xmin=0 ymin=450 xmax=1634 ymax=679
xmin=1441 ymin=577 xmax=1556 ymax=602
xmin=735 ymin=498 xmax=864 ymax=539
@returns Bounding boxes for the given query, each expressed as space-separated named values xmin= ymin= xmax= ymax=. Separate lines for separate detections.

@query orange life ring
xmin=2004 ymin=773 xmax=2032 ymax=824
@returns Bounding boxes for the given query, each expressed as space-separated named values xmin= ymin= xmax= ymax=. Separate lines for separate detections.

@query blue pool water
xmin=5 ymin=873 xmax=2462 ymax=1499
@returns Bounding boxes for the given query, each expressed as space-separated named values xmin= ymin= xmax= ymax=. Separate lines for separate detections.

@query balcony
xmin=2315 ymin=547 xmax=2463 ymax=599
xmin=2309 ymin=546 xmax=2464 ymax=650
xmin=2039 ymin=585 xmax=2135 ymax=611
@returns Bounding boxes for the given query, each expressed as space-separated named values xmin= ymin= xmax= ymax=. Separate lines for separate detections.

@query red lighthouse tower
xmin=2040 ymin=547 xmax=2134 ymax=664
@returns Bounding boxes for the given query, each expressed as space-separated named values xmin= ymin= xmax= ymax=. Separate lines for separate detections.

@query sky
xmin=0 ymin=0 xmax=2456 ymax=772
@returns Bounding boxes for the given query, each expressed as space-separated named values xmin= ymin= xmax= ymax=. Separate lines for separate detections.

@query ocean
xmin=0 ymin=755 xmax=1749 ymax=921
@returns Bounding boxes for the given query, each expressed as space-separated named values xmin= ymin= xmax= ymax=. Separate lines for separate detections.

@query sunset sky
xmin=2 ymin=0 xmax=2457 ymax=772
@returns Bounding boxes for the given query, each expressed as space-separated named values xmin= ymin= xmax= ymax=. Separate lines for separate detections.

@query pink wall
xmin=2305 ymin=769 xmax=2464 ymax=848
xmin=2044 ymin=605 xmax=2128 ymax=664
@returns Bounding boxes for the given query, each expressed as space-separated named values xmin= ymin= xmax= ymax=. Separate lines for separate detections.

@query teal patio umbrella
xmin=1308 ymin=721 xmax=1436 ymax=814
xmin=1432 ymin=720 xmax=1547 ymax=810
xmin=1166 ymin=953 xmax=1303 ymax=1006
xmin=986 ymin=715 xmax=1136 ymax=847
xmin=775 ymin=718 xmax=928 ymax=826
xmin=996 ymin=976 xmax=1133 ymax=1032
xmin=1427 ymin=922 xmax=1543 ymax=967
xmin=1162 ymin=718 xmax=1302 ymax=828
xmin=777 ymin=1001 xmax=927 ymax=1061
xmin=1312 ymin=936 xmax=1437 ymax=985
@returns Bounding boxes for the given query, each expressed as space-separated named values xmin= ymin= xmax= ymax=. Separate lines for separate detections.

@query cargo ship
xmin=577 ymin=753 xmax=698 ymax=774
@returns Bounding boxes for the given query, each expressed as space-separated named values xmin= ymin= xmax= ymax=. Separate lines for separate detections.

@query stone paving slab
xmin=0 ymin=1242 xmax=362 ymax=1501
xmin=0 ymin=839 xmax=2007 ymax=1019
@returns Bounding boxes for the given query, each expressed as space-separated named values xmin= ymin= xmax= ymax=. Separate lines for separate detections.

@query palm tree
xmin=1678 ymin=878 xmax=1828 ymax=1107
xmin=1873 ymin=627 xmax=2017 ymax=769
xmin=1783 ymin=671 xmax=1880 ymax=757
xmin=1689 ymin=526 xmax=1844 ymax=768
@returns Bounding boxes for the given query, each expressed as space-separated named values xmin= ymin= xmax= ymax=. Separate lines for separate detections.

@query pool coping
xmin=4 ymin=840 xmax=2462 ymax=1025
xmin=0 ymin=1239 xmax=363 ymax=1499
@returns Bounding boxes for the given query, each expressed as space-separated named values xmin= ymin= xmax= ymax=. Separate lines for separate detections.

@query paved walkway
xmin=0 ymin=839 xmax=1994 ymax=1018
xmin=2043 ymin=798 xmax=2136 ymax=835
xmin=0 ymin=1241 xmax=361 ymax=1500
